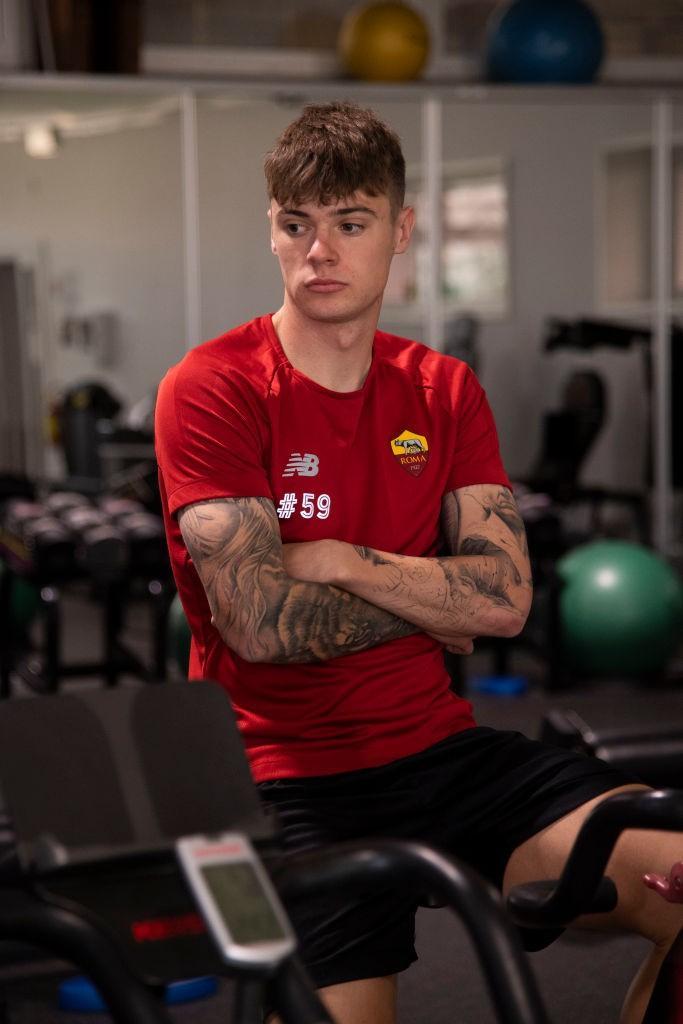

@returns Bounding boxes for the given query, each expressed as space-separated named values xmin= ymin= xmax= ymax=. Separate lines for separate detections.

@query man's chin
xmin=295 ymin=292 xmax=378 ymax=325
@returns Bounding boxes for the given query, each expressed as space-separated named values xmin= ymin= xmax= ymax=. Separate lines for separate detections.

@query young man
xmin=155 ymin=102 xmax=682 ymax=1024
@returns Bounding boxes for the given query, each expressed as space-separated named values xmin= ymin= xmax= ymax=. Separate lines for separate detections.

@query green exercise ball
xmin=168 ymin=593 xmax=191 ymax=674
xmin=0 ymin=560 xmax=40 ymax=632
xmin=338 ymin=2 xmax=430 ymax=82
xmin=557 ymin=540 xmax=683 ymax=676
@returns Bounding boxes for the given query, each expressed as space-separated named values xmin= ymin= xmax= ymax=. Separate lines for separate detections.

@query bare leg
xmin=267 ymin=975 xmax=397 ymax=1024
xmin=503 ymin=785 xmax=683 ymax=1024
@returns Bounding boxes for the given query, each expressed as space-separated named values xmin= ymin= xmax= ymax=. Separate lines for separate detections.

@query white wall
xmin=0 ymin=113 xmax=186 ymax=413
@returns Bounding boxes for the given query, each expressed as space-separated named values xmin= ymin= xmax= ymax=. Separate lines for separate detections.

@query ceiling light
xmin=24 ymin=123 xmax=59 ymax=158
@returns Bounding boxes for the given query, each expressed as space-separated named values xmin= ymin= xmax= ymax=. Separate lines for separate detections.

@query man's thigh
xmin=258 ymin=776 xmax=419 ymax=991
xmin=502 ymin=784 xmax=683 ymax=944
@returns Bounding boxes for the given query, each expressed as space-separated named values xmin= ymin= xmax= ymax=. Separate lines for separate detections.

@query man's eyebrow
xmin=277 ymin=206 xmax=378 ymax=219
xmin=335 ymin=206 xmax=378 ymax=218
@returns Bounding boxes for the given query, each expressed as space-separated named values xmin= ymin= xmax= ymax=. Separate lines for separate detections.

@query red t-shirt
xmin=155 ymin=314 xmax=511 ymax=781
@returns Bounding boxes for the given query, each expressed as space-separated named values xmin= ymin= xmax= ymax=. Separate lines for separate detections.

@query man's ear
xmin=394 ymin=206 xmax=415 ymax=255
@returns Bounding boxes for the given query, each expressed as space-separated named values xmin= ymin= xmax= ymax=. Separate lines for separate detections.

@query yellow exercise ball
xmin=338 ymin=2 xmax=430 ymax=82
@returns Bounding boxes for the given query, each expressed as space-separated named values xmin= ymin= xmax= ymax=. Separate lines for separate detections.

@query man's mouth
xmin=305 ymin=279 xmax=347 ymax=293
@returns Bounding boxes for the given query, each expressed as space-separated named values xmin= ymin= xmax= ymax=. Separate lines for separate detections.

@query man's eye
xmin=285 ymin=223 xmax=306 ymax=235
xmin=340 ymin=223 xmax=363 ymax=234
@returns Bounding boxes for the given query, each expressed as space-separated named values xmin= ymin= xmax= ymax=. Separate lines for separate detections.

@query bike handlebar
xmin=507 ymin=789 xmax=683 ymax=929
xmin=0 ymin=887 xmax=171 ymax=1024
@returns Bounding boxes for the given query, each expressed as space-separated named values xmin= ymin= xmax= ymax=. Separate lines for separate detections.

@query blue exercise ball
xmin=485 ymin=0 xmax=605 ymax=84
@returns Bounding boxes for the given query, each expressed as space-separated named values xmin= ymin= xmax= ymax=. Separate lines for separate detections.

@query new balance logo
xmin=282 ymin=452 xmax=319 ymax=477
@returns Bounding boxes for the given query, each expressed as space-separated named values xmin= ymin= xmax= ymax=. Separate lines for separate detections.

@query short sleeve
xmin=155 ymin=358 xmax=273 ymax=517
xmin=445 ymin=367 xmax=511 ymax=492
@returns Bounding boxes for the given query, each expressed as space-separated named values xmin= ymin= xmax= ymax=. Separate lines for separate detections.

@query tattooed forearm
xmin=442 ymin=559 xmax=516 ymax=611
xmin=179 ymin=498 xmax=415 ymax=664
xmin=275 ymin=585 xmax=413 ymax=661
xmin=452 ymin=486 xmax=532 ymax=620
xmin=440 ymin=491 xmax=459 ymax=552
xmin=459 ymin=534 xmax=523 ymax=586
xmin=463 ymin=486 xmax=529 ymax=558
xmin=353 ymin=546 xmax=393 ymax=567
xmin=336 ymin=484 xmax=533 ymax=641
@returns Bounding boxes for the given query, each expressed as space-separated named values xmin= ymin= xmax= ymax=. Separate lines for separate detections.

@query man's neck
xmin=272 ymin=302 xmax=378 ymax=393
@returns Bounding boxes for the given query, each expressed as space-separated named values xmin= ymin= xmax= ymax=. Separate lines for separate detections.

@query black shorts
xmin=257 ymin=726 xmax=637 ymax=990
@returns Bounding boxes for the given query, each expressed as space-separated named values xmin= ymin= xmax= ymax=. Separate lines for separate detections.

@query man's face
xmin=269 ymin=191 xmax=414 ymax=324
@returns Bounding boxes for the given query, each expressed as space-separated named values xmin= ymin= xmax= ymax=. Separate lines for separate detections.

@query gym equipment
xmin=485 ymin=0 xmax=604 ymax=84
xmin=0 ymin=490 xmax=174 ymax=695
xmin=100 ymin=496 xmax=148 ymax=520
xmin=557 ymin=540 xmax=683 ymax=677
xmin=168 ymin=591 xmax=191 ymax=674
xmin=44 ymin=491 xmax=91 ymax=516
xmin=1 ymin=682 xmax=681 ymax=1022
xmin=644 ymin=862 xmax=683 ymax=904
xmin=58 ymin=974 xmax=218 ymax=1012
xmin=177 ymin=832 xmax=297 ymax=970
xmin=541 ymin=316 xmax=683 ymax=512
xmin=0 ymin=683 xmax=550 ymax=1024
xmin=540 ymin=703 xmax=683 ymax=788
xmin=118 ymin=512 xmax=168 ymax=577
xmin=56 ymin=380 xmax=122 ymax=483
xmin=506 ymin=788 xmax=683 ymax=950
xmin=338 ymin=1 xmax=429 ymax=82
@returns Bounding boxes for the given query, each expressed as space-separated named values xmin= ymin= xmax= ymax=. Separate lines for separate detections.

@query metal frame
xmin=652 ymin=97 xmax=674 ymax=554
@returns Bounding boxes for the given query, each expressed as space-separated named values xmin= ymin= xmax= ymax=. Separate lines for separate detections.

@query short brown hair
xmin=264 ymin=102 xmax=406 ymax=217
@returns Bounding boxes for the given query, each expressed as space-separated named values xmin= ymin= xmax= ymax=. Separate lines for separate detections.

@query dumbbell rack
xmin=0 ymin=495 xmax=175 ymax=697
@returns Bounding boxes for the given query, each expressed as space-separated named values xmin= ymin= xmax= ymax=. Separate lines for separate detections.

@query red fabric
xmin=155 ymin=315 xmax=511 ymax=781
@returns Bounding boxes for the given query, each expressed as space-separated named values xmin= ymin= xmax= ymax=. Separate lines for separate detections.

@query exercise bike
xmin=0 ymin=683 xmax=680 ymax=1024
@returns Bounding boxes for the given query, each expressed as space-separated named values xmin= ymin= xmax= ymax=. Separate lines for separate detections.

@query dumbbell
xmin=58 ymin=507 xmax=128 ymax=581
xmin=59 ymin=507 xmax=108 ymax=533
xmin=43 ymin=492 xmax=91 ymax=517
xmin=21 ymin=517 xmax=76 ymax=577
xmin=3 ymin=500 xmax=48 ymax=538
xmin=117 ymin=513 xmax=168 ymax=577
xmin=98 ymin=497 xmax=146 ymax=521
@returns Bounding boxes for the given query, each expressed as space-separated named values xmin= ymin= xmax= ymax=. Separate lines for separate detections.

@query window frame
xmin=596 ymin=133 xmax=683 ymax=317
xmin=383 ymin=155 xmax=514 ymax=324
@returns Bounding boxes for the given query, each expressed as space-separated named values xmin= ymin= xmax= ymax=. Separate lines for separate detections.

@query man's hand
xmin=281 ymin=539 xmax=342 ymax=585
xmin=428 ymin=631 xmax=476 ymax=655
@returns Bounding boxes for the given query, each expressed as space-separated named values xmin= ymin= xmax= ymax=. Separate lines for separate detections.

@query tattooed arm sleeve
xmin=178 ymin=497 xmax=418 ymax=664
xmin=310 ymin=484 xmax=532 ymax=641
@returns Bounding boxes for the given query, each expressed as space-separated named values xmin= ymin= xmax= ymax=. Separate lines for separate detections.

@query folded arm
xmin=178 ymin=496 xmax=417 ymax=664
xmin=283 ymin=484 xmax=533 ymax=643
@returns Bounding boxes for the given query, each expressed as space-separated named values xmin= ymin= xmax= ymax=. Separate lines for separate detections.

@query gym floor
xmin=4 ymin=589 xmax=680 ymax=1023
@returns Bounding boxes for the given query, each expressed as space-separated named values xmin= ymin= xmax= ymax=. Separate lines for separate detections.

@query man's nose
xmin=307 ymin=231 xmax=337 ymax=263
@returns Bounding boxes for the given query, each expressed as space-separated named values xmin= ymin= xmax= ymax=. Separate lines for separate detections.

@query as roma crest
xmin=390 ymin=429 xmax=430 ymax=477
